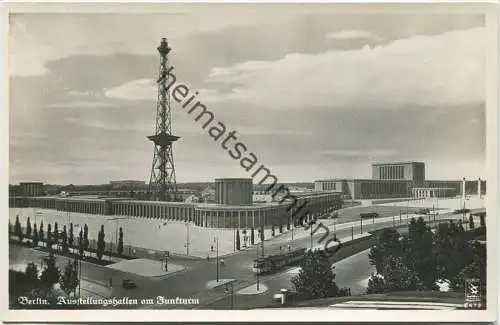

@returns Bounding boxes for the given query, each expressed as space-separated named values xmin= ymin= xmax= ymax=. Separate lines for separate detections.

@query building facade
xmin=315 ymin=179 xmax=412 ymax=200
xmin=372 ymin=162 xmax=425 ymax=186
xmin=215 ymin=178 xmax=253 ymax=206
xmin=9 ymin=191 xmax=340 ymax=229
xmin=315 ymin=162 xmax=486 ymax=200
xmin=19 ymin=182 xmax=44 ymax=197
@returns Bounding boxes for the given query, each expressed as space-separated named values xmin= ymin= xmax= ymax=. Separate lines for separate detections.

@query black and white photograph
xmin=3 ymin=2 xmax=498 ymax=322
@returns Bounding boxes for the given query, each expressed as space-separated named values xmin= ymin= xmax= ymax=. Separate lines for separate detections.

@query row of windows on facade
xmin=379 ymin=165 xmax=405 ymax=180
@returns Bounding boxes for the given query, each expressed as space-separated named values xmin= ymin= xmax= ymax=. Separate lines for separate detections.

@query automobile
xmin=122 ymin=279 xmax=137 ymax=289
xmin=417 ymin=208 xmax=430 ymax=215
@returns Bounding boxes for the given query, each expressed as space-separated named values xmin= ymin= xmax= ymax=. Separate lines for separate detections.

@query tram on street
xmin=252 ymin=248 xmax=307 ymax=275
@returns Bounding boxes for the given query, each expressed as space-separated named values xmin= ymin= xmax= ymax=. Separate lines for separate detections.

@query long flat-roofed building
xmin=315 ymin=161 xmax=486 ymax=200
xmin=9 ymin=188 xmax=340 ymax=229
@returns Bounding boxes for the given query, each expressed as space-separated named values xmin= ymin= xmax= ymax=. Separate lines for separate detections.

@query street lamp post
xmin=214 ymin=237 xmax=219 ymax=282
xmin=185 ymin=222 xmax=190 ymax=256
xmin=256 ymin=244 xmax=260 ymax=291
xmin=78 ymin=251 xmax=82 ymax=299
xmin=309 ymin=219 xmax=316 ymax=250
xmin=224 ymin=282 xmax=235 ymax=309
xmin=164 ymin=251 xmax=169 ymax=271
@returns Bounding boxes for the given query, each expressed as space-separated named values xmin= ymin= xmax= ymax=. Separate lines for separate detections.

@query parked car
xmin=122 ymin=279 xmax=137 ymax=289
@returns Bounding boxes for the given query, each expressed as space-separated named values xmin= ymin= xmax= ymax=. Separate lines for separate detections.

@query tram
xmin=252 ymin=248 xmax=307 ymax=275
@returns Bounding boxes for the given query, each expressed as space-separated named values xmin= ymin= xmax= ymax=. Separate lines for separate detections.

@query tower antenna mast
xmin=148 ymin=38 xmax=180 ymax=201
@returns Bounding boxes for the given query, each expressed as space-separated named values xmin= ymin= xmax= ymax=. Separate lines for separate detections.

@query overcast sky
xmin=9 ymin=8 xmax=487 ymax=185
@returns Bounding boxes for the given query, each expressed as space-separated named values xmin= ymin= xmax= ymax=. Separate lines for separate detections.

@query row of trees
xmin=10 ymin=253 xmax=80 ymax=308
xmin=366 ymin=217 xmax=486 ymax=294
xmin=10 ymin=216 xmax=125 ymax=260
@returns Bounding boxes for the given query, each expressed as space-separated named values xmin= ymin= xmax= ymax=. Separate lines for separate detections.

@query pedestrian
xmin=279 ymin=246 xmax=282 ymax=251
xmin=207 ymin=254 xmax=210 ymax=261
xmin=287 ymin=244 xmax=291 ymax=252
xmin=211 ymin=245 xmax=214 ymax=252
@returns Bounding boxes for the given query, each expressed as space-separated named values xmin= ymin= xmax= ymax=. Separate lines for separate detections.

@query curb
xmin=207 ymin=279 xmax=237 ymax=290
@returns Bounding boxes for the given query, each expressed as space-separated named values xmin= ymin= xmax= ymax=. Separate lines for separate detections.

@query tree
xmin=469 ymin=214 xmax=475 ymax=230
xmin=97 ymin=225 xmax=105 ymax=260
xmin=69 ymin=223 xmax=74 ymax=248
xmin=236 ymin=229 xmax=241 ymax=250
xmin=271 ymin=224 xmax=275 ymax=237
xmin=78 ymin=229 xmax=84 ymax=257
xmin=366 ymin=273 xmax=386 ymax=294
xmin=26 ymin=217 xmax=32 ymax=240
xmin=25 ymin=262 xmax=40 ymax=291
xmin=404 ymin=218 xmax=437 ymax=290
xmin=54 ymin=222 xmax=59 ymax=251
xmin=46 ymin=224 xmax=53 ymax=251
xmin=32 ymin=224 xmax=39 ymax=247
xmin=117 ymin=227 xmax=124 ymax=256
xmin=368 ymin=228 xmax=402 ymax=273
xmin=40 ymin=253 xmax=60 ymax=291
xmin=39 ymin=221 xmax=44 ymax=243
xmin=381 ymin=256 xmax=423 ymax=292
xmin=250 ymin=227 xmax=255 ymax=245
xmin=479 ymin=214 xmax=486 ymax=228
xmin=15 ymin=215 xmax=23 ymax=243
xmin=60 ymin=259 xmax=79 ymax=297
xmin=83 ymin=224 xmax=89 ymax=252
xmin=434 ymin=221 xmax=472 ymax=282
xmin=61 ymin=225 xmax=69 ymax=255
xmin=291 ymin=250 xmax=341 ymax=299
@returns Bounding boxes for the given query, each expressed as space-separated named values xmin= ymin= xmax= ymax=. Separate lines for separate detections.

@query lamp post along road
xmin=224 ymin=282 xmax=235 ymax=309
xmin=214 ymin=237 xmax=219 ymax=282
xmin=185 ymin=222 xmax=190 ymax=256
xmin=309 ymin=219 xmax=316 ymax=250
xmin=256 ymin=244 xmax=260 ymax=291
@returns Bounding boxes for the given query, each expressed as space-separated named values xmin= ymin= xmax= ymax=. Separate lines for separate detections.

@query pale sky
xmin=9 ymin=9 xmax=487 ymax=185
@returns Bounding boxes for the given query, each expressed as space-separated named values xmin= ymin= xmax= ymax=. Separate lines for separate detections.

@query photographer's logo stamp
xmin=464 ymin=278 xmax=482 ymax=309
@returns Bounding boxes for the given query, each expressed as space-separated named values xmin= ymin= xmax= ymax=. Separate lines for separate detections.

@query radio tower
xmin=148 ymin=38 xmax=180 ymax=202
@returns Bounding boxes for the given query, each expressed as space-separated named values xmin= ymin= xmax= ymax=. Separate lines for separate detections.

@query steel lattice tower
xmin=148 ymin=38 xmax=180 ymax=202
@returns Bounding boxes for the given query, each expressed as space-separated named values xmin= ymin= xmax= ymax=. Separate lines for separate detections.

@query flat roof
xmin=371 ymin=161 xmax=424 ymax=166
xmin=214 ymin=178 xmax=252 ymax=182
xmin=412 ymin=187 xmax=457 ymax=190
xmin=195 ymin=202 xmax=287 ymax=209
xmin=315 ymin=179 xmax=413 ymax=183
